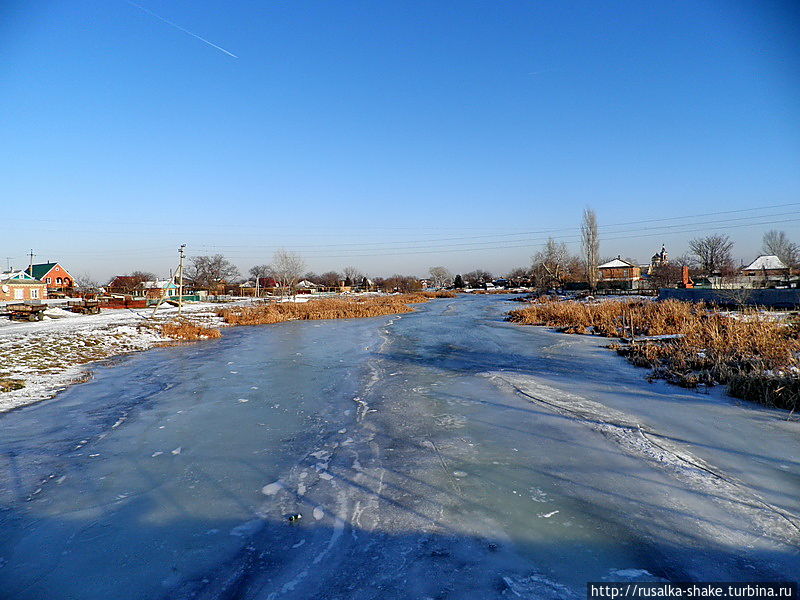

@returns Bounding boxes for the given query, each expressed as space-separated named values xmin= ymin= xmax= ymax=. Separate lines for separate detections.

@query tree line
xmin=97 ymin=212 xmax=799 ymax=293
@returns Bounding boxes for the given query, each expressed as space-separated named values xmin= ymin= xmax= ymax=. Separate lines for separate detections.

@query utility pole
xmin=178 ymin=244 xmax=186 ymax=316
xmin=151 ymin=246 xmax=185 ymax=319
xmin=4 ymin=258 xmax=12 ymax=272
xmin=28 ymin=249 xmax=35 ymax=274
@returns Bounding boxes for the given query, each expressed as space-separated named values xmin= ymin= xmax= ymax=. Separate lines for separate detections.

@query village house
xmin=26 ymin=262 xmax=74 ymax=295
xmin=598 ymin=256 xmax=642 ymax=288
xmin=139 ymin=280 xmax=179 ymax=300
xmin=741 ymin=255 xmax=791 ymax=287
xmin=106 ymin=276 xmax=144 ymax=295
xmin=0 ymin=270 xmax=48 ymax=302
xmin=295 ymin=279 xmax=319 ymax=294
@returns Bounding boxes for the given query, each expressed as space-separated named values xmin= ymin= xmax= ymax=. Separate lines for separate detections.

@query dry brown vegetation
xmin=160 ymin=319 xmax=223 ymax=341
xmin=218 ymin=294 xmax=438 ymax=326
xmin=464 ymin=289 xmax=518 ymax=295
xmin=0 ymin=378 xmax=25 ymax=392
xmin=419 ymin=290 xmax=458 ymax=298
xmin=508 ymin=298 xmax=800 ymax=410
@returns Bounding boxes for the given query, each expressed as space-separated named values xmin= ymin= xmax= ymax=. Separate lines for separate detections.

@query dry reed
xmin=218 ymin=294 xmax=435 ymax=326
xmin=508 ymin=298 xmax=800 ymax=410
xmin=161 ymin=319 xmax=223 ymax=341
xmin=419 ymin=290 xmax=458 ymax=298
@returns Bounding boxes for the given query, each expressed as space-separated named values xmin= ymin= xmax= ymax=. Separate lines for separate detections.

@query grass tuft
xmin=0 ymin=378 xmax=26 ymax=392
xmin=161 ymin=319 xmax=223 ymax=341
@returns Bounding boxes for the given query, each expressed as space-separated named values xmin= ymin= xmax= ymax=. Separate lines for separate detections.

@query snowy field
xmin=0 ymin=302 xmax=227 ymax=412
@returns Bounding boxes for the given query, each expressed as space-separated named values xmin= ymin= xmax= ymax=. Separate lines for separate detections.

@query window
xmin=56 ymin=278 xmax=62 ymax=284
xmin=64 ymin=278 xmax=71 ymax=286
xmin=31 ymin=289 xmax=39 ymax=299
xmin=14 ymin=288 xmax=23 ymax=299
xmin=46 ymin=278 xmax=51 ymax=284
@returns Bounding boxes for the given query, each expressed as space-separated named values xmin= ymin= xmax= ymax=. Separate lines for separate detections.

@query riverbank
xmin=0 ymin=302 xmax=227 ymax=412
xmin=0 ymin=293 xmax=450 ymax=413
xmin=508 ymin=297 xmax=800 ymax=410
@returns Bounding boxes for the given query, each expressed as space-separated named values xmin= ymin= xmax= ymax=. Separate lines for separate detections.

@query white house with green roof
xmin=0 ymin=270 xmax=48 ymax=303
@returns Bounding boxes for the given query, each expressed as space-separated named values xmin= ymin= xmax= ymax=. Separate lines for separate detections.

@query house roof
xmin=27 ymin=262 xmax=59 ymax=280
xmin=108 ymin=275 xmax=139 ymax=286
xmin=141 ymin=280 xmax=177 ymax=289
xmin=297 ymin=280 xmax=317 ymax=288
xmin=598 ymin=257 xmax=637 ymax=269
xmin=743 ymin=255 xmax=788 ymax=271
xmin=1 ymin=270 xmax=43 ymax=284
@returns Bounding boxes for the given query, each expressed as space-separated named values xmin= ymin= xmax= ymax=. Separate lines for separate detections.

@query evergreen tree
xmin=453 ymin=274 xmax=465 ymax=289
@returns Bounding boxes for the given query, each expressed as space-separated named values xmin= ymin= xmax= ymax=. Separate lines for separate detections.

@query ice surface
xmin=0 ymin=295 xmax=798 ymax=600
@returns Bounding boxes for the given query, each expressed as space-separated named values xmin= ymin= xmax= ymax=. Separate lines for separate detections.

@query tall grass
xmin=218 ymin=294 xmax=435 ymax=326
xmin=161 ymin=319 xmax=222 ymax=341
xmin=509 ymin=298 xmax=800 ymax=410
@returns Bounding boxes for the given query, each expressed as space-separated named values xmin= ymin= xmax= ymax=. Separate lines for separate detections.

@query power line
xmin=191 ymin=210 xmax=800 ymax=255
xmin=26 ymin=205 xmax=800 ymax=262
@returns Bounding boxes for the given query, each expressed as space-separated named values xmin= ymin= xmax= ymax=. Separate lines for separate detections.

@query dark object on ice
xmin=487 ymin=542 xmax=499 ymax=552
xmin=286 ymin=513 xmax=302 ymax=523
xmin=430 ymin=549 xmax=450 ymax=557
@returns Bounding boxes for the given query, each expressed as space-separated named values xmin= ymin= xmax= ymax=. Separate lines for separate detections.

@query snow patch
xmin=261 ymin=480 xmax=284 ymax=495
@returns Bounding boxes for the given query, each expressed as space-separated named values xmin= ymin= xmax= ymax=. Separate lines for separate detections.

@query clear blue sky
xmin=2 ymin=0 xmax=799 ymax=280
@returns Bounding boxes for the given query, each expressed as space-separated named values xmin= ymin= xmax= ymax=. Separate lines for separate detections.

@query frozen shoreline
xmin=0 ymin=302 xmax=230 ymax=412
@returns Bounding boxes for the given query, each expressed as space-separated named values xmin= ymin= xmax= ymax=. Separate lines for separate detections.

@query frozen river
xmin=1 ymin=295 xmax=798 ymax=599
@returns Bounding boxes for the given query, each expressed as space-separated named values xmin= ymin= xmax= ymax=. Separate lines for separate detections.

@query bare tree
xmin=249 ymin=264 xmax=272 ymax=297
xmin=270 ymin=249 xmax=306 ymax=297
xmin=581 ymin=208 xmax=600 ymax=289
xmin=648 ymin=264 xmax=683 ymax=289
xmin=318 ymin=271 xmax=342 ymax=288
xmin=428 ymin=266 xmax=452 ymax=288
xmin=673 ymin=253 xmax=697 ymax=268
xmin=185 ymin=255 xmax=240 ymax=289
xmin=249 ymin=264 xmax=271 ymax=281
xmin=762 ymin=230 xmax=799 ymax=268
xmin=130 ymin=270 xmax=156 ymax=284
xmin=505 ymin=267 xmax=530 ymax=284
xmin=383 ymin=274 xmax=422 ymax=293
xmin=688 ymin=234 xmax=734 ymax=276
xmin=531 ymin=238 xmax=572 ymax=289
xmin=342 ymin=266 xmax=363 ymax=287
xmin=75 ymin=273 xmax=100 ymax=291
xmin=108 ymin=270 xmax=156 ymax=293
xmin=463 ymin=269 xmax=493 ymax=288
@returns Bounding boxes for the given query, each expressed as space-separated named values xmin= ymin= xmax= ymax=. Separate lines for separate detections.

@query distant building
xmin=295 ymin=280 xmax=319 ymax=294
xmin=26 ymin=262 xmax=74 ymax=294
xmin=139 ymin=280 xmax=179 ymax=299
xmin=0 ymin=270 xmax=47 ymax=302
xmin=741 ymin=255 xmax=791 ymax=287
xmin=598 ymin=256 xmax=641 ymax=284
xmin=647 ymin=245 xmax=669 ymax=275
xmin=107 ymin=276 xmax=143 ymax=295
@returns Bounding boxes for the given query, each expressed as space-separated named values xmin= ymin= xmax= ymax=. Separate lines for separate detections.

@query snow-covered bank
xmin=0 ymin=302 xmax=227 ymax=412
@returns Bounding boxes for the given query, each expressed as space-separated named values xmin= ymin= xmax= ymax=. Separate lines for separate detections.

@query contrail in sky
xmin=124 ymin=0 xmax=238 ymax=58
